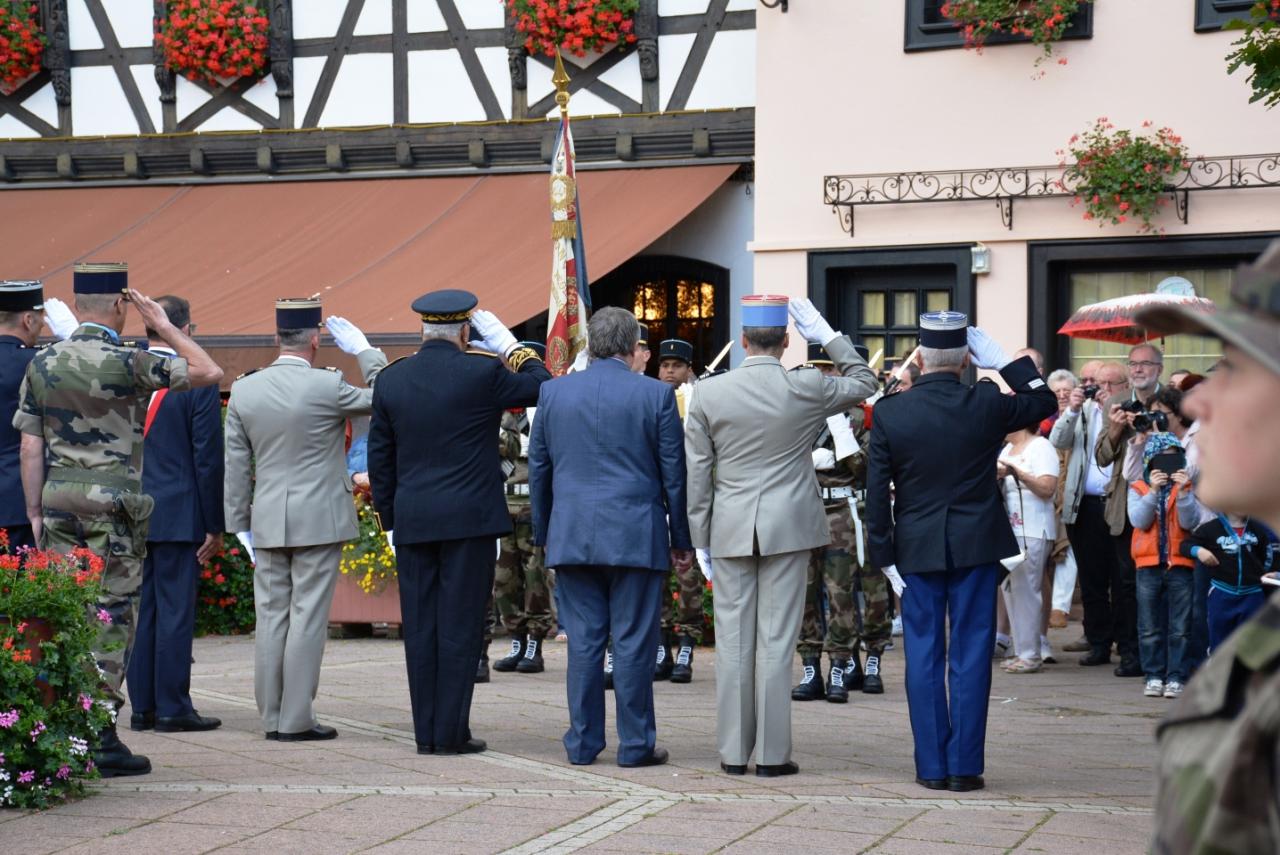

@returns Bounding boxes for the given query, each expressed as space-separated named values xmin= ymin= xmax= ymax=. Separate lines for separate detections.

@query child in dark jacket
xmin=1181 ymin=514 xmax=1277 ymax=651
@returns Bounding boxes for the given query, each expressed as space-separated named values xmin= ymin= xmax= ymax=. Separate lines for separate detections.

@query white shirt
xmin=1083 ymin=402 xmax=1112 ymax=497
xmin=1001 ymin=436 xmax=1060 ymax=540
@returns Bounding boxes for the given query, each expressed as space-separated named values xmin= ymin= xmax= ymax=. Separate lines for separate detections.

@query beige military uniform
xmin=224 ymin=349 xmax=386 ymax=734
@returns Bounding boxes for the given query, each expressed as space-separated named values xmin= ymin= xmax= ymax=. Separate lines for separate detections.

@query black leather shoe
xmin=475 ymin=654 xmax=490 ymax=683
xmin=915 ymin=776 xmax=948 ymax=790
xmin=155 ymin=712 xmax=222 ymax=732
xmin=669 ymin=635 xmax=694 ymax=684
xmin=720 ymin=761 xmax=747 ymax=775
xmin=493 ymin=637 xmax=525 ymax=672
xmin=435 ymin=738 xmax=486 ymax=755
xmin=756 ymin=761 xmax=800 ymax=777
xmin=826 ymin=659 xmax=850 ymax=704
xmin=265 ymin=731 xmax=279 ymax=740
xmin=1114 ymin=657 xmax=1143 ymax=678
xmin=516 ymin=634 xmax=545 ymax=673
xmin=416 ymin=744 xmax=434 ymax=755
xmin=791 ymin=657 xmax=826 ymax=701
xmin=1079 ymin=646 xmax=1112 ymax=666
xmin=947 ymin=775 xmax=985 ymax=792
xmin=276 ymin=725 xmax=338 ymax=742
xmin=94 ymin=728 xmax=151 ymax=778
xmin=862 ymin=654 xmax=884 ymax=694
xmin=129 ymin=711 xmax=155 ymax=731
xmin=619 ymin=746 xmax=668 ymax=768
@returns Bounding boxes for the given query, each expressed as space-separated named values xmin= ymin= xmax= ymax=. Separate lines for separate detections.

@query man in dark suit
xmin=528 ymin=307 xmax=693 ymax=768
xmin=367 ymin=290 xmax=549 ymax=755
xmin=866 ymin=311 xmax=1055 ymax=793
xmin=127 ymin=296 xmax=225 ymax=733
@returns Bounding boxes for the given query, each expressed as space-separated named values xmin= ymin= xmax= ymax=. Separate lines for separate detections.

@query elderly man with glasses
xmin=1051 ymin=361 xmax=1141 ymax=675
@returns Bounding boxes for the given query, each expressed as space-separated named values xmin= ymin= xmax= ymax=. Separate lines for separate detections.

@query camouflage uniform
xmin=1153 ymin=590 xmax=1280 ymax=854
xmin=797 ymin=415 xmax=891 ymax=660
xmin=660 ymin=558 xmax=706 ymax=643
xmin=494 ymin=411 xmax=552 ymax=639
xmin=13 ymin=325 xmax=189 ymax=709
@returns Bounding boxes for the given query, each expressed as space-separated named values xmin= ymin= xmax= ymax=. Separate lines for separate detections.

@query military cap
xmin=741 ymin=294 xmax=789 ymax=328
xmin=805 ymin=342 xmax=833 ymax=367
xmin=73 ymin=262 xmax=127 ymax=295
xmin=0 ymin=279 xmax=44 ymax=312
xmin=638 ymin=323 xmax=650 ymax=347
xmin=918 ymin=310 xmax=968 ymax=349
xmin=275 ymin=298 xmax=322 ymax=329
xmin=517 ymin=340 xmax=547 ymax=359
xmin=659 ymin=338 xmax=693 ymax=365
xmin=1138 ymin=238 xmax=1280 ymax=377
xmin=412 ymin=289 xmax=477 ymax=324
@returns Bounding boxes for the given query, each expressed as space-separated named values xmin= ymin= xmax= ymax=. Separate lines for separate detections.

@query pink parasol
xmin=1058 ymin=292 xmax=1215 ymax=345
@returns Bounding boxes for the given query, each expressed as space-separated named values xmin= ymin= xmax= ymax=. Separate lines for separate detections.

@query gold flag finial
xmin=553 ymin=49 xmax=571 ymax=116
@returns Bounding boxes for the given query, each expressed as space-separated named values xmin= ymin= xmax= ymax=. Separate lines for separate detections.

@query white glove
xmin=470 ymin=309 xmax=518 ymax=358
xmin=325 ymin=316 xmax=372 ymax=355
xmin=385 ymin=530 xmax=396 ymax=557
xmin=787 ymin=298 xmax=839 ymax=347
xmin=811 ymin=447 xmax=836 ymax=471
xmin=43 ymin=297 xmax=79 ymax=340
xmin=696 ymin=548 xmax=713 ymax=584
xmin=882 ymin=564 xmax=906 ymax=597
xmin=966 ymin=326 xmax=1010 ymax=371
xmin=827 ymin=413 xmax=860 ymax=461
xmin=467 ymin=339 xmax=497 ymax=354
xmin=235 ymin=531 xmax=256 ymax=564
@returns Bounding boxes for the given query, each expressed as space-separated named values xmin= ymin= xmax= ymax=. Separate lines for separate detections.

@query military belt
xmin=507 ymin=483 xmax=530 ymax=497
xmin=820 ymin=486 xmax=854 ymax=501
xmin=47 ymin=467 xmax=141 ymax=494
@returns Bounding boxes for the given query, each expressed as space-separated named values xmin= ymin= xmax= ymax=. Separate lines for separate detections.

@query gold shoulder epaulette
xmin=235 ymin=368 xmax=262 ymax=381
xmin=323 ymin=366 xmax=341 ymax=373
xmin=383 ymin=354 xmax=412 ymax=371
xmin=506 ymin=346 xmax=543 ymax=372
xmin=466 ymin=348 xmax=498 ymax=359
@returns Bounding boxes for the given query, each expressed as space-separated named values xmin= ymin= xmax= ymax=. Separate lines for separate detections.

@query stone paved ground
xmin=2 ymin=625 xmax=1163 ymax=854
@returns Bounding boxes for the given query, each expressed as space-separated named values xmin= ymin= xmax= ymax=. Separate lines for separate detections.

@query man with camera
xmin=1051 ymin=361 xmax=1139 ymax=673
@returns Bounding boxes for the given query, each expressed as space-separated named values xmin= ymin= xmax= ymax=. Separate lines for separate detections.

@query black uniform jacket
xmin=865 ymin=355 xmax=1057 ymax=575
xmin=1 ymin=335 xmax=38 ymax=528
xmin=141 ymin=363 xmax=224 ymax=544
xmin=367 ymin=340 xmax=550 ymax=545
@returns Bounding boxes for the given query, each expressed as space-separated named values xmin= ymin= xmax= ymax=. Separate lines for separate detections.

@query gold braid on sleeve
xmin=506 ymin=346 xmax=543 ymax=372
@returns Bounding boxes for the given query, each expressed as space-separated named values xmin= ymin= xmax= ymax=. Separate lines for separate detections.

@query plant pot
xmin=0 ymin=615 xmax=56 ymax=706
xmin=328 ymin=573 xmax=402 ymax=626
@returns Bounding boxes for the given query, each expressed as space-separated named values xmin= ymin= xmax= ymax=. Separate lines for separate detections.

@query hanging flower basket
xmin=507 ymin=0 xmax=638 ymax=59
xmin=1060 ymin=118 xmax=1191 ymax=234
xmin=941 ymin=0 xmax=1087 ymax=62
xmin=157 ymin=0 xmax=270 ymax=86
xmin=0 ymin=3 xmax=47 ymax=95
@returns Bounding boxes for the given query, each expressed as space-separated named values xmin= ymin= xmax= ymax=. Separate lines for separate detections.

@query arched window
xmin=590 ymin=256 xmax=729 ymax=375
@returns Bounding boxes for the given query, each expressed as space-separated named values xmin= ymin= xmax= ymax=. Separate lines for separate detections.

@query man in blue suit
xmin=866 ymin=311 xmax=1056 ymax=792
xmin=127 ymin=296 xmax=225 ymax=733
xmin=529 ymin=307 xmax=693 ymax=768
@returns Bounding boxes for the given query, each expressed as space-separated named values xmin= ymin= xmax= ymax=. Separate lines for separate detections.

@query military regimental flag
xmin=545 ymin=81 xmax=591 ymax=376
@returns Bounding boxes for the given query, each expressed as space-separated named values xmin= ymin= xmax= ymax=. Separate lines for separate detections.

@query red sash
xmin=143 ymin=389 xmax=169 ymax=438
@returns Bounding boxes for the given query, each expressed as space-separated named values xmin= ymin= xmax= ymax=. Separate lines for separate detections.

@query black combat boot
xmin=826 ymin=658 xmax=850 ymax=704
xmin=516 ymin=633 xmax=545 ymax=673
xmin=603 ymin=645 xmax=615 ymax=691
xmin=670 ymin=634 xmax=695 ymax=683
xmin=653 ymin=632 xmax=674 ymax=681
xmin=791 ymin=656 xmax=826 ymax=701
xmin=493 ymin=636 xmax=525 ymax=672
xmin=843 ymin=651 xmax=865 ymax=692
xmin=861 ymin=653 xmax=884 ymax=694
xmin=475 ymin=654 xmax=490 ymax=684
xmin=94 ymin=727 xmax=151 ymax=778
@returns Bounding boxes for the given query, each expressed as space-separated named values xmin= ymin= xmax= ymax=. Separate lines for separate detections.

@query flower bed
xmin=0 ymin=531 xmax=113 ymax=809
xmin=0 ymin=3 xmax=47 ymax=93
xmin=157 ymin=0 xmax=270 ymax=86
xmin=1061 ymin=118 xmax=1190 ymax=233
xmin=340 ymin=490 xmax=397 ymax=596
xmin=507 ymin=0 xmax=638 ymax=59
xmin=195 ymin=534 xmax=255 ymax=636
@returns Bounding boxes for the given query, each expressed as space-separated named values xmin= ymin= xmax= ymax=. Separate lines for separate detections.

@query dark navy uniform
xmin=866 ymin=314 xmax=1055 ymax=788
xmin=367 ymin=290 xmax=550 ymax=753
xmin=1 ymin=279 xmax=46 ymax=551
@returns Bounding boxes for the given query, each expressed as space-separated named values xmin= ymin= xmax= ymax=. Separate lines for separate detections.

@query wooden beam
xmin=468 ymin=139 xmax=487 ymax=168
xmin=395 ymin=140 xmax=414 ymax=168
xmin=123 ymin=151 xmax=146 ymax=178
xmin=257 ymin=146 xmax=275 ymax=173
xmin=437 ymin=0 xmax=504 ymax=121
xmin=392 ymin=0 xmax=409 ymax=124
xmin=302 ymin=0 xmax=368 ymax=128
xmin=326 ymin=144 xmax=346 ymax=171
xmin=190 ymin=148 xmax=208 ymax=174
xmin=82 ymin=0 xmax=155 ymax=133
xmin=666 ymin=0 xmax=730 ymax=112
xmin=56 ymin=153 xmax=76 ymax=178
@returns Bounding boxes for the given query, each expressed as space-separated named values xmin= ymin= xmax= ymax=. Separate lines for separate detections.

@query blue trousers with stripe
xmin=901 ymin=563 xmax=999 ymax=781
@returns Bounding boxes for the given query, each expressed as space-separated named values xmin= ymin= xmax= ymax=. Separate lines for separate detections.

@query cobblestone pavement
xmin=2 ymin=626 xmax=1162 ymax=854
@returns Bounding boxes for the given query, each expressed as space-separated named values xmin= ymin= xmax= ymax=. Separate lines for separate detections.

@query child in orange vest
xmin=1127 ymin=433 xmax=1200 ymax=700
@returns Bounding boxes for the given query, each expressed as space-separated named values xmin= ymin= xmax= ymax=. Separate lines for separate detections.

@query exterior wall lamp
xmin=971 ymin=243 xmax=992 ymax=275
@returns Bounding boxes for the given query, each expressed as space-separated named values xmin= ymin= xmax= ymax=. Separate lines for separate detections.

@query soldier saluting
xmin=13 ymin=263 xmax=224 ymax=777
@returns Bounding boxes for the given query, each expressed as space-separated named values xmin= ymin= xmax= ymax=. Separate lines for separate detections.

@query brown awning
xmin=1 ymin=164 xmax=737 ymax=337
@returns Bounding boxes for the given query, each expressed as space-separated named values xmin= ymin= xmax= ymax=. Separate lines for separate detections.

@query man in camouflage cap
xmin=13 ymin=263 xmax=224 ymax=777
xmin=1137 ymin=239 xmax=1280 ymax=855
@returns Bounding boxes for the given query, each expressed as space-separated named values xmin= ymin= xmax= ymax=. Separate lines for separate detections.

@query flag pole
xmin=553 ymin=49 xmax=571 ymax=117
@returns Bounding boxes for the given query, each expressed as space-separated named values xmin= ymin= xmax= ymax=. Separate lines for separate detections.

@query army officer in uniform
xmin=367 ymin=290 xmax=550 ymax=755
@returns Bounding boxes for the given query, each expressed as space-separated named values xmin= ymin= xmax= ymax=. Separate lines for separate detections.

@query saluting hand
xmin=788 ymin=298 xmax=838 ymax=346
xmin=42 ymin=297 xmax=79 ymax=340
xmin=470 ymin=310 xmax=518 ymax=357
xmin=326 ymin=316 xmax=372 ymax=356
xmin=126 ymin=289 xmax=173 ymax=333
